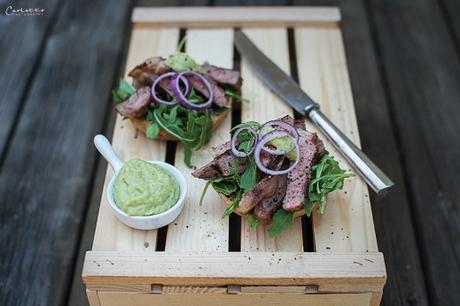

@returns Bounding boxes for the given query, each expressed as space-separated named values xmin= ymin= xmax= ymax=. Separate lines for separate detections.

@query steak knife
xmin=234 ymin=30 xmax=393 ymax=195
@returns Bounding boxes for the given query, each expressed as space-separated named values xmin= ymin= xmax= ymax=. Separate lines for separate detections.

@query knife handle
xmin=308 ymin=109 xmax=394 ymax=196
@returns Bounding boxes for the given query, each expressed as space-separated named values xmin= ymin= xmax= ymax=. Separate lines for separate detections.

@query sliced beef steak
xmin=253 ymin=174 xmax=288 ymax=224
xmin=115 ymin=86 xmax=151 ymax=118
xmin=192 ymin=150 xmax=246 ymax=180
xmin=128 ymin=56 xmax=170 ymax=88
xmin=202 ymin=65 xmax=242 ymax=89
xmin=237 ymin=175 xmax=279 ymax=215
xmin=282 ymin=132 xmax=319 ymax=212
xmin=188 ymin=74 xmax=228 ymax=107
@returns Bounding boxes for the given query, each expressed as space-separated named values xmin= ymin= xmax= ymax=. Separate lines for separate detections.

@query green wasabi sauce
xmin=260 ymin=126 xmax=297 ymax=160
xmin=113 ymin=159 xmax=180 ymax=216
xmin=165 ymin=52 xmax=203 ymax=73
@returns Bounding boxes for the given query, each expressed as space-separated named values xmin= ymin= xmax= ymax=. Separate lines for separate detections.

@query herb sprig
xmin=112 ymin=79 xmax=135 ymax=104
xmin=304 ymin=154 xmax=354 ymax=217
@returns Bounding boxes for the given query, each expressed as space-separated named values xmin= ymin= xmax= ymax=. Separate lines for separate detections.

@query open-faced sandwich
xmin=193 ymin=115 xmax=353 ymax=237
xmin=112 ymin=49 xmax=243 ymax=167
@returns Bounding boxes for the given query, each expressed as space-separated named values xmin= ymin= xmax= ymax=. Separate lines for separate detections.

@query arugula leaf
xmin=230 ymin=121 xmax=261 ymax=132
xmin=225 ymin=89 xmax=250 ymax=103
xmin=212 ymin=180 xmax=238 ymax=196
xmin=223 ymin=190 xmax=243 ymax=217
xmin=199 ymin=181 xmax=212 ymax=206
xmin=145 ymin=122 xmax=160 ymax=140
xmin=151 ymin=105 xmax=213 ymax=167
xmin=268 ymin=209 xmax=295 ymax=237
xmin=247 ymin=213 xmax=259 ymax=229
xmin=239 ymin=157 xmax=257 ymax=191
xmin=112 ymin=79 xmax=135 ymax=104
xmin=305 ymin=154 xmax=354 ymax=217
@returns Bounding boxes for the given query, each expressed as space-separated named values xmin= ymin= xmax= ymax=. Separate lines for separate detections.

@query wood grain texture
xmin=240 ymin=28 xmax=304 ymax=252
xmin=367 ymin=0 xmax=460 ymax=305
xmin=86 ymin=290 xmax=101 ymax=306
xmin=97 ymin=291 xmax=373 ymax=306
xmin=165 ymin=29 xmax=233 ymax=252
xmin=0 ymin=1 xmax=131 ymax=305
xmin=92 ymin=27 xmax=179 ymax=252
xmin=132 ymin=7 xmax=340 ymax=26
xmin=294 ymin=1 xmax=431 ymax=305
xmin=83 ymin=251 xmax=385 ymax=291
xmin=295 ymin=27 xmax=377 ymax=253
xmin=0 ymin=0 xmax=61 ymax=159
xmin=332 ymin=1 xmax=430 ymax=305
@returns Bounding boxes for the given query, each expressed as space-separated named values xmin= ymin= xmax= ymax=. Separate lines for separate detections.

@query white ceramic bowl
xmin=94 ymin=135 xmax=187 ymax=230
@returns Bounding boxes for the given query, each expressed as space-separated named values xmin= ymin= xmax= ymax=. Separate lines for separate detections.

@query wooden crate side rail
xmin=83 ymin=251 xmax=385 ymax=293
xmin=131 ymin=7 xmax=341 ymax=27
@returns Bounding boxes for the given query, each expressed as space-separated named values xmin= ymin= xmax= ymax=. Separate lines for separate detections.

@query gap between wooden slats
xmin=92 ymin=27 xmax=179 ymax=251
xmin=294 ymin=27 xmax=377 ymax=252
xmin=240 ymin=28 xmax=303 ymax=252
xmin=164 ymin=29 xmax=233 ymax=252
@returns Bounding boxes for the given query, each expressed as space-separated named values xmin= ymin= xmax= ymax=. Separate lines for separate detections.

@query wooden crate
xmin=82 ymin=7 xmax=386 ymax=306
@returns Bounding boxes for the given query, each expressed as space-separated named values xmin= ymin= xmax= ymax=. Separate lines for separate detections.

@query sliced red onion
xmin=173 ymin=71 xmax=213 ymax=110
xmin=151 ymin=72 xmax=184 ymax=107
xmin=254 ymin=131 xmax=300 ymax=175
xmin=260 ymin=119 xmax=299 ymax=155
xmin=231 ymin=126 xmax=258 ymax=158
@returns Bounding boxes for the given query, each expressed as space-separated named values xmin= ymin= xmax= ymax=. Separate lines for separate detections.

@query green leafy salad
xmin=112 ymin=45 xmax=245 ymax=168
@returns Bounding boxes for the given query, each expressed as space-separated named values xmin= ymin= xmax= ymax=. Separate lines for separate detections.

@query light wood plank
xmin=83 ymin=251 xmax=385 ymax=292
xmin=295 ymin=27 xmax=378 ymax=252
xmin=165 ymin=29 xmax=233 ymax=252
xmin=240 ymin=28 xmax=303 ymax=252
xmin=92 ymin=27 xmax=179 ymax=251
xmin=97 ymin=291 xmax=372 ymax=306
xmin=86 ymin=289 xmax=100 ymax=306
xmin=132 ymin=7 xmax=341 ymax=27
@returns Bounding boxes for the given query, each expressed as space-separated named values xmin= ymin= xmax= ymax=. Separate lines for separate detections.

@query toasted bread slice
xmin=130 ymin=101 xmax=231 ymax=141
xmin=217 ymin=192 xmax=305 ymax=220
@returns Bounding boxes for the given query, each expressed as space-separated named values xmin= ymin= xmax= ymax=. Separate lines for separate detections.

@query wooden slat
xmin=295 ymin=27 xmax=378 ymax=252
xmin=83 ymin=251 xmax=385 ymax=292
xmin=0 ymin=0 xmax=60 ymax=158
xmin=97 ymin=291 xmax=372 ymax=306
xmin=367 ymin=0 xmax=460 ymax=304
xmin=240 ymin=28 xmax=303 ymax=252
xmin=164 ymin=29 xmax=233 ymax=252
xmin=0 ymin=1 xmax=132 ymax=305
xmin=86 ymin=289 xmax=101 ymax=306
xmin=132 ymin=7 xmax=341 ymax=26
xmin=92 ymin=27 xmax=179 ymax=251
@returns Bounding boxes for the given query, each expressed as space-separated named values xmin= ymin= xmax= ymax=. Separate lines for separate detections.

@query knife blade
xmin=234 ymin=30 xmax=394 ymax=195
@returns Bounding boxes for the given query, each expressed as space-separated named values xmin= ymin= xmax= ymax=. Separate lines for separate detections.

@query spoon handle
xmin=94 ymin=134 xmax=123 ymax=172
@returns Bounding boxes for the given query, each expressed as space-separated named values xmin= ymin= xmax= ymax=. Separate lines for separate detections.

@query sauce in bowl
xmin=113 ymin=159 xmax=180 ymax=216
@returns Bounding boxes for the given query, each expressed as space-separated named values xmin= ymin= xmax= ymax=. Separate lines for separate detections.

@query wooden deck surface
xmin=0 ymin=0 xmax=459 ymax=306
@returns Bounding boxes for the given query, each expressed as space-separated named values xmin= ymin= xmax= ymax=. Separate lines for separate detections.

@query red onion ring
xmin=173 ymin=71 xmax=213 ymax=110
xmin=151 ymin=72 xmax=189 ymax=107
xmin=254 ymin=130 xmax=300 ymax=175
xmin=260 ymin=120 xmax=299 ymax=155
xmin=231 ymin=126 xmax=258 ymax=158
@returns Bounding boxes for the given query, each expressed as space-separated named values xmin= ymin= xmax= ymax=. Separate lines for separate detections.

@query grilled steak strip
xmin=115 ymin=86 xmax=151 ymax=118
xmin=282 ymin=132 xmax=319 ymax=212
xmin=237 ymin=175 xmax=279 ymax=215
xmin=188 ymin=75 xmax=228 ymax=107
xmin=191 ymin=150 xmax=246 ymax=180
xmin=202 ymin=64 xmax=242 ymax=89
xmin=128 ymin=57 xmax=169 ymax=88
xmin=253 ymin=174 xmax=288 ymax=224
